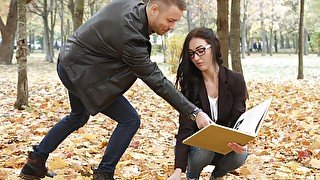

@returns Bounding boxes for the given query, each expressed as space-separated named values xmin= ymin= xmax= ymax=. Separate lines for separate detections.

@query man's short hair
xmin=147 ymin=0 xmax=187 ymax=11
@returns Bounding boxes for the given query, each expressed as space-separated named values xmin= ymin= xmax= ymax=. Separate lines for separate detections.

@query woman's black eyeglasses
xmin=188 ymin=44 xmax=211 ymax=59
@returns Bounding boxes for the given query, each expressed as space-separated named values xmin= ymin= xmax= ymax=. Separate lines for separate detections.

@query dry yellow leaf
xmin=49 ymin=157 xmax=69 ymax=170
xmin=1 ymin=60 xmax=320 ymax=178
xmin=310 ymin=139 xmax=320 ymax=150
xmin=238 ymin=166 xmax=251 ymax=176
xmin=82 ymin=134 xmax=98 ymax=142
xmin=309 ymin=159 xmax=320 ymax=169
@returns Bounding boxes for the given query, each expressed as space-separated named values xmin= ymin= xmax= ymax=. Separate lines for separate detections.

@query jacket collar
xmin=199 ymin=66 xmax=231 ymax=122
xmin=199 ymin=78 xmax=211 ymax=118
xmin=138 ymin=4 xmax=150 ymax=40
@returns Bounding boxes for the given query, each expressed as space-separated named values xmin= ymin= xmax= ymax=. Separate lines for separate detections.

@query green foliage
xmin=166 ymin=34 xmax=185 ymax=74
xmin=309 ymin=32 xmax=320 ymax=52
xmin=150 ymin=44 xmax=162 ymax=56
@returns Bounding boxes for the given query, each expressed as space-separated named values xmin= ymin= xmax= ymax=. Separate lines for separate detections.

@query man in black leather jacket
xmin=20 ymin=0 xmax=213 ymax=179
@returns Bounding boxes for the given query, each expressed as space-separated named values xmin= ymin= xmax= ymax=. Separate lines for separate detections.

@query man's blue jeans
xmin=34 ymin=63 xmax=140 ymax=173
xmin=187 ymin=147 xmax=248 ymax=179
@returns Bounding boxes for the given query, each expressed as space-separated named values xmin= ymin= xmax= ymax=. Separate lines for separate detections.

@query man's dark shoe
xmin=92 ymin=168 xmax=115 ymax=180
xmin=19 ymin=147 xmax=55 ymax=179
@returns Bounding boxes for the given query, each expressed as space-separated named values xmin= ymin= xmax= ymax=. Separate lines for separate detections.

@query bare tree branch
xmin=37 ymin=0 xmax=44 ymax=7
xmin=28 ymin=4 xmax=42 ymax=16
xmin=59 ymin=0 xmax=68 ymax=7
xmin=28 ymin=0 xmax=45 ymax=17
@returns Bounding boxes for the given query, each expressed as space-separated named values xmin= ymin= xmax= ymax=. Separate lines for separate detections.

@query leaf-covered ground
xmin=0 ymin=54 xmax=319 ymax=179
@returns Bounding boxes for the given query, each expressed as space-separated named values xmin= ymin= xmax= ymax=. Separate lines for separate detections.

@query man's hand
xmin=195 ymin=112 xmax=214 ymax=129
xmin=227 ymin=142 xmax=247 ymax=154
xmin=168 ymin=168 xmax=182 ymax=180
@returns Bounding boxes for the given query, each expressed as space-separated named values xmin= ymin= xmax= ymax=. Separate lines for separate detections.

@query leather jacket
xmin=59 ymin=0 xmax=196 ymax=116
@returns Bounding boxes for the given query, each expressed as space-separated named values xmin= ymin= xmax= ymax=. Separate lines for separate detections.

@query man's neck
xmin=146 ymin=6 xmax=154 ymax=35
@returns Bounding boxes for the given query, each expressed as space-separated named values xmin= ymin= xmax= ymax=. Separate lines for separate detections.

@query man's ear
xmin=150 ymin=3 xmax=159 ymax=16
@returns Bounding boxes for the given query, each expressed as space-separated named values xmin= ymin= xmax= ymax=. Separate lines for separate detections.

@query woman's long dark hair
xmin=175 ymin=27 xmax=223 ymax=106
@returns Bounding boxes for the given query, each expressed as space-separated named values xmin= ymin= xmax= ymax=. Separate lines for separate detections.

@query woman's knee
xmin=214 ymin=151 xmax=248 ymax=177
xmin=231 ymin=150 xmax=248 ymax=167
xmin=187 ymin=148 xmax=214 ymax=178
xmin=189 ymin=148 xmax=215 ymax=168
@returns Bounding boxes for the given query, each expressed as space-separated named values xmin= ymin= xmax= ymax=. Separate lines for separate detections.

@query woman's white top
xmin=208 ymin=96 xmax=218 ymax=122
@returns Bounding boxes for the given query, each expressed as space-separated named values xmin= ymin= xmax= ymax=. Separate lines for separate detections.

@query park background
xmin=1 ymin=0 xmax=320 ymax=179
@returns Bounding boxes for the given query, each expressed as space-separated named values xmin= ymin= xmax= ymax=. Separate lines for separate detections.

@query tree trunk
xmin=260 ymin=0 xmax=266 ymax=56
xmin=280 ymin=33 xmax=284 ymax=49
xmin=246 ymin=27 xmax=251 ymax=56
xmin=49 ymin=0 xmax=57 ymax=58
xmin=186 ymin=0 xmax=196 ymax=32
xmin=50 ymin=27 xmax=54 ymax=58
xmin=241 ymin=0 xmax=248 ymax=59
xmin=40 ymin=0 xmax=53 ymax=62
xmin=318 ymin=33 xmax=320 ymax=57
xmin=217 ymin=0 xmax=229 ymax=68
xmin=285 ymin=35 xmax=290 ymax=49
xmin=14 ymin=0 xmax=28 ymax=109
xmin=59 ymin=0 xmax=65 ymax=48
xmin=266 ymin=35 xmax=269 ymax=53
xmin=294 ymin=34 xmax=298 ymax=54
xmin=162 ymin=34 xmax=167 ymax=63
xmin=0 ymin=0 xmax=18 ymax=65
xmin=304 ymin=29 xmax=308 ymax=55
xmin=68 ymin=0 xmax=85 ymax=31
xmin=269 ymin=29 xmax=273 ymax=56
xmin=199 ymin=4 xmax=208 ymax=27
xmin=269 ymin=0 xmax=274 ymax=56
xmin=66 ymin=19 xmax=71 ymax=38
xmin=250 ymin=38 xmax=254 ymax=52
xmin=73 ymin=0 xmax=84 ymax=30
xmin=297 ymin=0 xmax=304 ymax=79
xmin=43 ymin=15 xmax=53 ymax=62
xmin=274 ymin=30 xmax=278 ymax=53
xmin=268 ymin=0 xmax=275 ymax=56
xmin=241 ymin=26 xmax=246 ymax=59
xmin=230 ymin=0 xmax=243 ymax=74
xmin=29 ymin=30 xmax=33 ymax=53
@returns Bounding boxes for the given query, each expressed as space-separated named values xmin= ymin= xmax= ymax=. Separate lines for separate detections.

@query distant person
xmin=274 ymin=41 xmax=278 ymax=53
xmin=258 ymin=42 xmax=262 ymax=52
xmin=168 ymin=27 xmax=248 ymax=180
xmin=19 ymin=1 xmax=213 ymax=180
xmin=54 ymin=41 xmax=60 ymax=50
xmin=253 ymin=42 xmax=258 ymax=52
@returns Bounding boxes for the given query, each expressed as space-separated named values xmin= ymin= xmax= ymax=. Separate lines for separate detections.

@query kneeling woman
xmin=169 ymin=27 xmax=248 ymax=180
